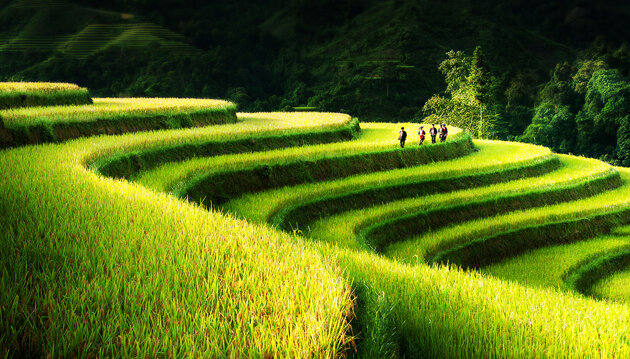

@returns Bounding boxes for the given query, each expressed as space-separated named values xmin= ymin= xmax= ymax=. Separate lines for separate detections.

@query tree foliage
xmin=468 ymin=46 xmax=492 ymax=105
xmin=422 ymin=47 xmax=498 ymax=138
xmin=521 ymin=103 xmax=576 ymax=153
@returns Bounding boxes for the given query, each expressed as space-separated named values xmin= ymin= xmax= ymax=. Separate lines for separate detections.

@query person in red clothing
xmin=418 ymin=126 xmax=426 ymax=145
xmin=440 ymin=123 xmax=448 ymax=142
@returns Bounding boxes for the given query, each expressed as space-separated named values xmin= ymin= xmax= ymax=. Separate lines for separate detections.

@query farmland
xmin=3 ymin=84 xmax=630 ymax=357
xmin=0 ymin=81 xmax=91 ymax=109
xmin=0 ymin=96 xmax=237 ymax=148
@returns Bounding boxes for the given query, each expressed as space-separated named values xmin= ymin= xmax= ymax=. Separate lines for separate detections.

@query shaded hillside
xmin=1 ymin=0 xmax=629 ymax=124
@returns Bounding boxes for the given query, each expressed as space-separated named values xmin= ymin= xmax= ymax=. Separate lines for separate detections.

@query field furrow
xmin=4 ymin=98 xmax=630 ymax=358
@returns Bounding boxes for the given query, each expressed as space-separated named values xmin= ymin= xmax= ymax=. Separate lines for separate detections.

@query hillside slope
xmin=2 ymin=0 xmax=630 ymax=115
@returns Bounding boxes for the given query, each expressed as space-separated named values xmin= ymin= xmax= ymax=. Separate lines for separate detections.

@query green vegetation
xmin=5 ymin=80 xmax=630 ymax=356
xmin=565 ymin=247 xmax=630 ymax=298
xmin=0 ymin=81 xmax=92 ymax=109
xmin=385 ymin=168 xmax=630 ymax=266
xmin=205 ymin=120 xmax=630 ymax=356
xmin=227 ymin=141 xmax=556 ymax=232
xmin=134 ymin=123 xmax=467 ymax=195
xmin=4 ymin=0 xmax=630 ymax=133
xmin=0 ymin=112 xmax=356 ymax=357
xmin=93 ymin=113 xmax=359 ymax=180
xmin=483 ymin=237 xmax=630 ymax=290
xmin=592 ymin=267 xmax=630 ymax=304
xmin=0 ymin=97 xmax=237 ymax=147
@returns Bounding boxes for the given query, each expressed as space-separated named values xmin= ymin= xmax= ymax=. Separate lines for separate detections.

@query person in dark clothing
xmin=440 ymin=123 xmax=448 ymax=142
xmin=429 ymin=124 xmax=437 ymax=144
xmin=418 ymin=126 xmax=425 ymax=145
xmin=398 ymin=126 xmax=407 ymax=148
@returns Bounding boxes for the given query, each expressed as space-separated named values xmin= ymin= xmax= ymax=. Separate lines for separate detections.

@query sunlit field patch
xmin=593 ymin=267 xmax=630 ymax=304
xmin=0 ymin=81 xmax=92 ymax=109
xmin=0 ymin=97 xmax=235 ymax=126
xmin=5 ymin=107 xmax=630 ymax=358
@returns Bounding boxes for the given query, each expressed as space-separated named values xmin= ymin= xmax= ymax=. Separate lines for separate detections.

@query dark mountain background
xmin=2 ymin=0 xmax=630 ymax=163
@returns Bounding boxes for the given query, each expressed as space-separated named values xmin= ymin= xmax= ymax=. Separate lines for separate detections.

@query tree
xmin=422 ymin=48 xmax=494 ymax=136
xmin=468 ymin=46 xmax=492 ymax=138
xmin=618 ymin=115 xmax=630 ymax=166
xmin=438 ymin=50 xmax=470 ymax=94
xmin=521 ymin=103 xmax=576 ymax=153
xmin=576 ymin=69 xmax=630 ymax=158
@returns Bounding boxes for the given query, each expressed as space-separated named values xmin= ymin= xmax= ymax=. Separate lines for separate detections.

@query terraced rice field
xmin=0 ymin=94 xmax=237 ymax=148
xmin=3 ymin=101 xmax=630 ymax=357
xmin=0 ymin=82 xmax=91 ymax=109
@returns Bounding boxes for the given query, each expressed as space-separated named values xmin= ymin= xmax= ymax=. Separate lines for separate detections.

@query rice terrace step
xmin=3 ymin=82 xmax=630 ymax=357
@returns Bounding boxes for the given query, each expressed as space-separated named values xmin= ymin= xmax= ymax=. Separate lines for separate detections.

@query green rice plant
xmin=565 ymin=247 xmax=630 ymax=297
xmin=363 ymin=161 xmax=620 ymax=253
xmin=92 ymin=115 xmax=360 ymax=179
xmin=385 ymin=168 xmax=630 ymax=267
xmin=226 ymin=141 xmax=554 ymax=227
xmin=271 ymin=151 xmax=561 ymax=234
xmin=180 ymin=133 xmax=473 ymax=207
xmin=321 ymin=244 xmax=630 ymax=358
xmin=298 ymin=154 xmax=607 ymax=251
xmin=121 ymin=123 xmax=630 ymax=357
xmin=483 ymin=236 xmax=630 ymax=290
xmin=0 ymin=113 xmax=357 ymax=357
xmin=592 ymin=265 xmax=630 ymax=304
xmin=8 ymin=105 xmax=630 ymax=358
xmin=0 ymin=82 xmax=92 ymax=109
xmin=135 ymin=123 xmax=468 ymax=197
xmin=0 ymin=97 xmax=238 ymax=147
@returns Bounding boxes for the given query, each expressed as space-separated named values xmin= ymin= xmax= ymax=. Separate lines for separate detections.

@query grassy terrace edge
xmin=274 ymin=155 xmax=561 ymax=234
xmin=365 ymin=167 xmax=621 ymax=254
xmin=0 ymin=82 xmax=92 ymax=110
xmin=178 ymin=132 xmax=474 ymax=207
xmin=91 ymin=118 xmax=361 ymax=179
xmin=0 ymin=113 xmax=357 ymax=357
xmin=7 ymin=109 xmax=630 ymax=357
xmin=566 ymin=247 xmax=630 ymax=297
xmin=0 ymin=98 xmax=237 ymax=148
xmin=218 ymin=139 xmax=630 ymax=357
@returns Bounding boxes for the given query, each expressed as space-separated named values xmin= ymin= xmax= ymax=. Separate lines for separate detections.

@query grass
xmin=385 ymin=167 xmax=630 ymax=266
xmin=482 ymin=236 xmax=630 ymax=291
xmin=92 ymin=113 xmax=359 ymax=180
xmin=6 ymin=107 xmax=630 ymax=357
xmin=216 ymin=135 xmax=630 ymax=357
xmin=324 ymin=245 xmax=630 ymax=358
xmin=592 ymin=267 xmax=630 ymax=304
xmin=225 ymin=140 xmax=553 ymax=227
xmin=217 ymin=133 xmax=630 ymax=356
xmin=135 ymin=123 xmax=467 ymax=196
xmin=362 ymin=156 xmax=620 ymax=254
xmin=279 ymin=143 xmax=560 ymax=250
xmin=0 ymin=81 xmax=92 ymax=109
xmin=0 ymin=98 xmax=234 ymax=127
xmin=0 ymin=112 xmax=355 ymax=357
xmin=0 ymin=97 xmax=237 ymax=147
xmin=0 ymin=82 xmax=84 ymax=92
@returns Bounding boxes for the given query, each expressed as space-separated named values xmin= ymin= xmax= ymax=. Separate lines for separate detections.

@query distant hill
xmin=1 ymin=0 xmax=629 ymax=124
xmin=0 ymin=0 xmax=197 ymax=56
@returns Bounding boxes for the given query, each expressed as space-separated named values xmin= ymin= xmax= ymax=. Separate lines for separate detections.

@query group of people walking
xmin=399 ymin=123 xmax=447 ymax=148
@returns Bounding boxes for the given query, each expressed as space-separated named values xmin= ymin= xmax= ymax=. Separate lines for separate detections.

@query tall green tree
xmin=617 ymin=115 xmax=630 ymax=166
xmin=421 ymin=48 xmax=498 ymax=137
xmin=438 ymin=50 xmax=470 ymax=94
xmin=468 ymin=46 xmax=492 ymax=138
xmin=575 ymin=69 xmax=630 ymax=159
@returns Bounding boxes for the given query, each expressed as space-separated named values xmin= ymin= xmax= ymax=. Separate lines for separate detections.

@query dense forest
xmin=2 ymin=0 xmax=630 ymax=164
